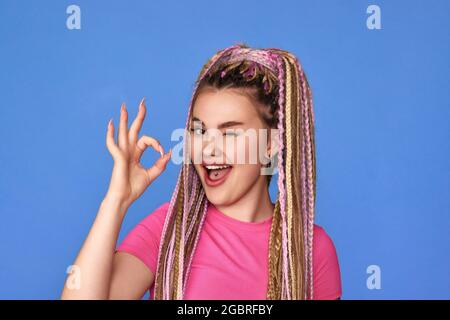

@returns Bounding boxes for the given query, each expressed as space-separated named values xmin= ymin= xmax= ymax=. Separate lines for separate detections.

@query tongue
xmin=208 ymin=167 xmax=232 ymax=181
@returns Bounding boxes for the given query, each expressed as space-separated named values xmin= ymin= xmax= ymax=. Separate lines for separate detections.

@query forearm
xmin=61 ymin=196 xmax=128 ymax=299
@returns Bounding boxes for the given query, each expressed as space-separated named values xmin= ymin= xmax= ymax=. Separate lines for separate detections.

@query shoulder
xmin=313 ymin=224 xmax=337 ymax=256
xmin=312 ymin=224 xmax=342 ymax=300
xmin=115 ymin=201 xmax=171 ymax=274
xmin=118 ymin=201 xmax=171 ymax=250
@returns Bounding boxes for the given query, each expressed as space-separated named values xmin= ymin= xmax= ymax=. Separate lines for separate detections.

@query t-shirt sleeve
xmin=312 ymin=224 xmax=343 ymax=300
xmin=115 ymin=201 xmax=170 ymax=275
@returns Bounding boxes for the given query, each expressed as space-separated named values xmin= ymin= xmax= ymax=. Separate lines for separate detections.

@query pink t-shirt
xmin=115 ymin=201 xmax=342 ymax=300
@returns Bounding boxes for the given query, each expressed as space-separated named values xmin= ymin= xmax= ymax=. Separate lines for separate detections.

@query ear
xmin=266 ymin=127 xmax=279 ymax=158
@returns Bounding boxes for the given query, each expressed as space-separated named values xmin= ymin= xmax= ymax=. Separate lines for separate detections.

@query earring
xmin=262 ymin=151 xmax=272 ymax=168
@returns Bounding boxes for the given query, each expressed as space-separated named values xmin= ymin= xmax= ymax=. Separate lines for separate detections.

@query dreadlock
xmin=153 ymin=43 xmax=317 ymax=300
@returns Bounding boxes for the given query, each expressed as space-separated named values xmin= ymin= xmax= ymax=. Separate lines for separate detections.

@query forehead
xmin=192 ymin=89 xmax=260 ymax=124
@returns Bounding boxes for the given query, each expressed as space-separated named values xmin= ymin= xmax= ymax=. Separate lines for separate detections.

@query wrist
xmin=101 ymin=194 xmax=130 ymax=217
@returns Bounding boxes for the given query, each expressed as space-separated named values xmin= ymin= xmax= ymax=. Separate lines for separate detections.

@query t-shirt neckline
xmin=208 ymin=202 xmax=273 ymax=232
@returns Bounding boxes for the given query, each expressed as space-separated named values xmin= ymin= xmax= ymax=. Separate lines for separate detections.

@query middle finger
xmin=129 ymin=97 xmax=146 ymax=144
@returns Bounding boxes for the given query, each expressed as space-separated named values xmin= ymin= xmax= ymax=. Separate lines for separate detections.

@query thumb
xmin=146 ymin=149 xmax=172 ymax=182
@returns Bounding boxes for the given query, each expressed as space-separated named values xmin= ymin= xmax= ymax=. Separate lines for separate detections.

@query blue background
xmin=0 ymin=0 xmax=449 ymax=299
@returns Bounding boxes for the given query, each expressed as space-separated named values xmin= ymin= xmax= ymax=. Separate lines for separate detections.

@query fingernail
xmin=159 ymin=146 xmax=164 ymax=158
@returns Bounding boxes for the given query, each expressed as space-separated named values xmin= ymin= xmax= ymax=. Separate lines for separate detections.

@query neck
xmin=214 ymin=178 xmax=274 ymax=223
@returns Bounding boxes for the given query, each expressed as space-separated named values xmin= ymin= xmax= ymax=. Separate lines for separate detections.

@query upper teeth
xmin=205 ymin=165 xmax=231 ymax=170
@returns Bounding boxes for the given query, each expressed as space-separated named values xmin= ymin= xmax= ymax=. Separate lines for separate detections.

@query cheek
xmin=231 ymin=163 xmax=262 ymax=182
xmin=224 ymin=136 xmax=253 ymax=165
xmin=228 ymin=135 xmax=263 ymax=165
xmin=189 ymin=135 xmax=203 ymax=164
xmin=193 ymin=163 xmax=202 ymax=178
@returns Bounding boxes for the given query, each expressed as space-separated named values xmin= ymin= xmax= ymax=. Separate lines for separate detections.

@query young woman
xmin=61 ymin=43 xmax=342 ymax=300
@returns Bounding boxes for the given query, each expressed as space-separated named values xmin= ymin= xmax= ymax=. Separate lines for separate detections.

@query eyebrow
xmin=191 ymin=117 xmax=245 ymax=129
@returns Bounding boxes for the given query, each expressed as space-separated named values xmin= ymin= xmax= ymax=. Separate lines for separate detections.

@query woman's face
xmin=189 ymin=88 xmax=273 ymax=206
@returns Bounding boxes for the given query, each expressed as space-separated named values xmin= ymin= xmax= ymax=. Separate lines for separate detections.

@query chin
xmin=203 ymin=189 xmax=233 ymax=206
xmin=200 ymin=179 xmax=236 ymax=207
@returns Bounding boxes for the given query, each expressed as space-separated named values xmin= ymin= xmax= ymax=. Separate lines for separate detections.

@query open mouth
xmin=203 ymin=164 xmax=233 ymax=187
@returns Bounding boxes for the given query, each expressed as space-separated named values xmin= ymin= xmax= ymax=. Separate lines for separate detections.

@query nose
xmin=203 ymin=135 xmax=218 ymax=157
xmin=202 ymin=130 xmax=226 ymax=159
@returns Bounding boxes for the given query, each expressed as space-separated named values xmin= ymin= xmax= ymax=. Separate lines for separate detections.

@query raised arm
xmin=61 ymin=98 xmax=171 ymax=299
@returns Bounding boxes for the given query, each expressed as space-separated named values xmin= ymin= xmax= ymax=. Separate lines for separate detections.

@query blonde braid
xmin=267 ymin=199 xmax=282 ymax=299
